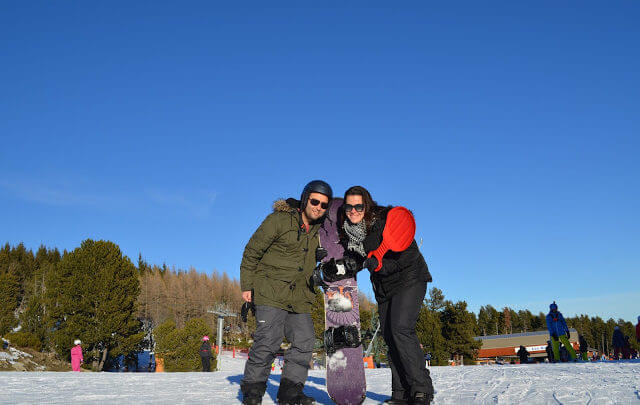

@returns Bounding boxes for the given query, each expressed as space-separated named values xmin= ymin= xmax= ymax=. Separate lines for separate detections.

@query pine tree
xmin=426 ymin=287 xmax=445 ymax=311
xmin=47 ymin=239 xmax=144 ymax=370
xmin=154 ymin=318 xmax=214 ymax=371
xmin=440 ymin=301 xmax=481 ymax=364
xmin=0 ymin=271 xmax=20 ymax=334
xmin=311 ymin=288 xmax=325 ymax=343
xmin=416 ymin=303 xmax=447 ymax=365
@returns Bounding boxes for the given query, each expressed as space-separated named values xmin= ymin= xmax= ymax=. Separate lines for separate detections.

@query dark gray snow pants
xmin=242 ymin=305 xmax=315 ymax=385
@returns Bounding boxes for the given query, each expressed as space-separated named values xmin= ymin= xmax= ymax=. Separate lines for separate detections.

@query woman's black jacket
xmin=343 ymin=206 xmax=432 ymax=303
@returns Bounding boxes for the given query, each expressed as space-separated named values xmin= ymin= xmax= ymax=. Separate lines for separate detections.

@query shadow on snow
xmin=228 ymin=373 xmax=389 ymax=404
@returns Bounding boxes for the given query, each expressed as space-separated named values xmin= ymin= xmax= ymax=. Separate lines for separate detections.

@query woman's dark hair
xmin=341 ymin=185 xmax=378 ymax=233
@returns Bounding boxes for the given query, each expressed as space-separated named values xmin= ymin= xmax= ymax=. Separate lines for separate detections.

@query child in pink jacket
xmin=71 ymin=339 xmax=83 ymax=372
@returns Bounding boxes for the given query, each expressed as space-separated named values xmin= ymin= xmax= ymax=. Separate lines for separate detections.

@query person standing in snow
xmin=425 ymin=352 xmax=432 ymax=368
xmin=546 ymin=302 xmax=576 ymax=361
xmin=578 ymin=335 xmax=589 ymax=361
xmin=612 ymin=326 xmax=625 ymax=360
xmin=199 ymin=336 xmax=213 ymax=372
xmin=517 ymin=346 xmax=529 ymax=364
xmin=239 ymin=180 xmax=332 ymax=405
xmin=326 ymin=185 xmax=433 ymax=405
xmin=70 ymin=339 xmax=83 ymax=372
xmin=636 ymin=316 xmax=640 ymax=343
xmin=545 ymin=340 xmax=555 ymax=363
xmin=622 ymin=336 xmax=631 ymax=360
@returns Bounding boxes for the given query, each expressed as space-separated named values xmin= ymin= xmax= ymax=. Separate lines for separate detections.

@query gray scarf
xmin=343 ymin=220 xmax=366 ymax=257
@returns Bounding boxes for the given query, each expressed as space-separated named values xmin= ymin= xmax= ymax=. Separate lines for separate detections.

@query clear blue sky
xmin=1 ymin=2 xmax=638 ymax=322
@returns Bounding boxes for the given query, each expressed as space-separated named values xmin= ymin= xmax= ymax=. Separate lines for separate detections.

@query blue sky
xmin=1 ymin=2 xmax=638 ymax=322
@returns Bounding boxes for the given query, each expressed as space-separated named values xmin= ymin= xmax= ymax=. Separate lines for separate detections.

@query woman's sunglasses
xmin=344 ymin=204 xmax=364 ymax=213
xmin=309 ymin=198 xmax=329 ymax=209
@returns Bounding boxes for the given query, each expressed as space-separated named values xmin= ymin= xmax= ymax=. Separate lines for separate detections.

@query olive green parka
xmin=240 ymin=199 xmax=320 ymax=314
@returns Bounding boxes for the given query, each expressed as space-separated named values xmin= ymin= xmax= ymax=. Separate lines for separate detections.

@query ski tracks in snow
xmin=0 ymin=357 xmax=639 ymax=404
xmin=428 ymin=362 xmax=640 ymax=404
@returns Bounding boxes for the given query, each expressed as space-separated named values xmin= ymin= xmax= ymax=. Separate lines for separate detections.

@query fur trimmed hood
xmin=272 ymin=198 xmax=300 ymax=213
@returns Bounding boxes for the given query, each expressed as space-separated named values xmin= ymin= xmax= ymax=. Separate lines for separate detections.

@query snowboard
xmin=318 ymin=198 xmax=366 ymax=405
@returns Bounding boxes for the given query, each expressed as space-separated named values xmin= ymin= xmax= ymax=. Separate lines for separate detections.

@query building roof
xmin=475 ymin=329 xmax=579 ymax=359
xmin=474 ymin=329 xmax=578 ymax=341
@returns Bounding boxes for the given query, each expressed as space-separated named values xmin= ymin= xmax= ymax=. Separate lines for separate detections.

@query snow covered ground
xmin=1 ymin=353 xmax=639 ymax=404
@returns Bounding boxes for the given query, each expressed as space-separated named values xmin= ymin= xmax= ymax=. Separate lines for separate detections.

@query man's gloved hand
xmin=322 ymin=259 xmax=344 ymax=282
xmin=315 ymin=247 xmax=328 ymax=262
xmin=310 ymin=264 xmax=328 ymax=289
xmin=566 ymin=331 xmax=570 ymax=339
xmin=363 ymin=257 xmax=379 ymax=271
xmin=551 ymin=333 xmax=558 ymax=340
xmin=241 ymin=301 xmax=256 ymax=323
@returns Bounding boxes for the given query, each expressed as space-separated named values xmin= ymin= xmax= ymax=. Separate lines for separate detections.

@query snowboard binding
xmin=324 ymin=325 xmax=361 ymax=355
xmin=321 ymin=257 xmax=359 ymax=283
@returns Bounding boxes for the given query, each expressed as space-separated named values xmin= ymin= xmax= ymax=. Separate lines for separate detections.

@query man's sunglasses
xmin=309 ymin=198 xmax=329 ymax=209
xmin=344 ymin=204 xmax=364 ymax=213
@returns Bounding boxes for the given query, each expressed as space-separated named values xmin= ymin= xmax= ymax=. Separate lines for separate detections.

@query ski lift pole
xmin=365 ymin=322 xmax=381 ymax=357
xmin=207 ymin=307 xmax=236 ymax=371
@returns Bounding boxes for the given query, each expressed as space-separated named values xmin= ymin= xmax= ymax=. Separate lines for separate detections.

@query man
xmin=578 ymin=334 xmax=589 ymax=361
xmin=636 ymin=316 xmax=640 ymax=343
xmin=612 ymin=326 xmax=625 ymax=360
xmin=545 ymin=340 xmax=554 ymax=363
xmin=240 ymin=180 xmax=332 ymax=405
xmin=546 ymin=301 xmax=576 ymax=361
xmin=517 ymin=345 xmax=529 ymax=364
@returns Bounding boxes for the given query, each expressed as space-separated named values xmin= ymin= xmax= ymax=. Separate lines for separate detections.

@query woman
xmin=199 ymin=335 xmax=213 ymax=372
xmin=339 ymin=185 xmax=433 ymax=405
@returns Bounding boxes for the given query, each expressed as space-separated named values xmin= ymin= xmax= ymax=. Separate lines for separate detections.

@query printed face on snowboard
xmin=345 ymin=195 xmax=365 ymax=224
xmin=305 ymin=192 xmax=329 ymax=221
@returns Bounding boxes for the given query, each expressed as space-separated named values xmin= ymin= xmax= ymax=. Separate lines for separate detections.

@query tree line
xmin=1 ymin=241 xmax=637 ymax=370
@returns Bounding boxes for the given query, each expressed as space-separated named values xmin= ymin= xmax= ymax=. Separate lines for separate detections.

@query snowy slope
xmin=1 ymin=354 xmax=639 ymax=404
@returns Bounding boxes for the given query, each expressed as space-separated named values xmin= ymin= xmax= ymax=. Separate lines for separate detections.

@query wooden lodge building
xmin=474 ymin=329 xmax=580 ymax=364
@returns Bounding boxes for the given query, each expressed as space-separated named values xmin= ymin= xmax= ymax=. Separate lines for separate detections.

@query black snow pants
xmin=378 ymin=280 xmax=433 ymax=398
xmin=201 ymin=355 xmax=211 ymax=372
xmin=242 ymin=305 xmax=315 ymax=385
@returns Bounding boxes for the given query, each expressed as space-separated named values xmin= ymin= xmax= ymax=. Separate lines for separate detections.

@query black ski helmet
xmin=300 ymin=180 xmax=333 ymax=210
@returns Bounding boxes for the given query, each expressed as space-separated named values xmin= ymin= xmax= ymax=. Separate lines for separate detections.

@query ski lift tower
xmin=207 ymin=305 xmax=237 ymax=371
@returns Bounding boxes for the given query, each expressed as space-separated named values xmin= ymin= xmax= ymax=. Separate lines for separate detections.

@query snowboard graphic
xmin=318 ymin=198 xmax=366 ymax=405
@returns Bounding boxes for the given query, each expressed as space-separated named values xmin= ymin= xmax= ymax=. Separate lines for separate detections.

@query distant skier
xmin=517 ymin=346 xmax=529 ymax=364
xmin=239 ymin=180 xmax=332 ymax=405
xmin=546 ymin=302 xmax=576 ymax=361
xmin=199 ymin=336 xmax=213 ymax=372
xmin=578 ymin=335 xmax=589 ymax=361
xmin=559 ymin=345 xmax=569 ymax=362
xmin=612 ymin=326 xmax=625 ymax=360
xmin=545 ymin=340 xmax=554 ymax=363
xmin=425 ymin=352 xmax=432 ymax=368
xmin=71 ymin=339 xmax=83 ymax=372
xmin=636 ymin=316 xmax=640 ymax=343
xmin=622 ymin=336 xmax=631 ymax=360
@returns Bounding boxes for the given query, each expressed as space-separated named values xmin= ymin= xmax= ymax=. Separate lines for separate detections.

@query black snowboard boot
xmin=411 ymin=391 xmax=433 ymax=405
xmin=384 ymin=399 xmax=409 ymax=405
xmin=241 ymin=381 xmax=266 ymax=405
xmin=276 ymin=378 xmax=315 ymax=405
xmin=383 ymin=390 xmax=410 ymax=404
